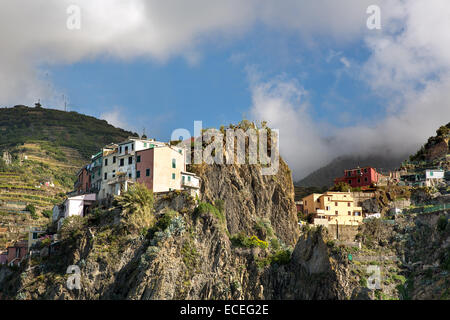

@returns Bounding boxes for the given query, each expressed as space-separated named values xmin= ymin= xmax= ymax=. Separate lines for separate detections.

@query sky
xmin=1 ymin=0 xmax=450 ymax=180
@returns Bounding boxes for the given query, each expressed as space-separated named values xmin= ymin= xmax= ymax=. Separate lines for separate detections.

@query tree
xmin=116 ymin=183 xmax=155 ymax=232
xmin=330 ymin=182 xmax=351 ymax=192
xmin=25 ymin=203 xmax=38 ymax=219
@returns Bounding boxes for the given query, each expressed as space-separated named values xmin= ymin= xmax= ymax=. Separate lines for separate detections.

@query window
xmin=104 ymin=159 xmax=108 ymax=166
xmin=119 ymin=147 xmax=122 ymax=153
xmin=179 ymin=149 xmax=182 ymax=154
xmin=364 ymin=168 xmax=368 ymax=173
xmin=357 ymin=178 xmax=361 ymax=183
xmin=146 ymin=169 xmax=150 ymax=177
xmin=304 ymin=200 xmax=307 ymax=205
xmin=137 ymin=155 xmax=141 ymax=163
xmin=188 ymin=176 xmax=191 ymax=182
xmin=364 ymin=177 xmax=368 ymax=182
xmin=104 ymin=172 xmax=107 ymax=180
xmin=335 ymin=202 xmax=338 ymax=206
xmin=348 ymin=211 xmax=351 ymax=215
xmin=182 ymin=176 xmax=185 ymax=183
xmin=136 ymin=171 xmax=140 ymax=178
xmin=128 ymin=156 xmax=133 ymax=165
xmin=120 ymin=159 xmax=124 ymax=166
xmin=172 ymin=173 xmax=176 ymax=180
xmin=113 ymin=156 xmax=116 ymax=164
xmin=131 ymin=143 xmax=134 ymax=151
xmin=125 ymin=146 xmax=129 ymax=154
xmin=144 ymin=143 xmax=147 ymax=148
xmin=326 ymin=206 xmax=330 ymax=211
xmin=128 ymin=173 xmax=132 ymax=178
xmin=335 ymin=211 xmax=338 ymax=215
xmin=172 ymin=158 xmax=176 ymax=168
xmin=348 ymin=180 xmax=352 ymax=184
xmin=347 ymin=202 xmax=351 ymax=207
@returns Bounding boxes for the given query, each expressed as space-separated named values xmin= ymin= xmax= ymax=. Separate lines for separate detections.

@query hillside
xmin=0 ymin=105 xmax=137 ymax=250
xmin=0 ymin=105 xmax=136 ymax=160
xmin=0 ymin=121 xmax=449 ymax=301
xmin=296 ymin=154 xmax=408 ymax=188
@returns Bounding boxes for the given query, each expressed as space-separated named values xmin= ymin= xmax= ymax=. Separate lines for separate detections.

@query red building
xmin=74 ymin=165 xmax=91 ymax=194
xmin=6 ymin=240 xmax=28 ymax=266
xmin=334 ymin=166 xmax=380 ymax=188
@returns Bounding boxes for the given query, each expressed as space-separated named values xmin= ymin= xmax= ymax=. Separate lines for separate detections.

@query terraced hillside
xmin=0 ymin=142 xmax=86 ymax=249
xmin=0 ymin=105 xmax=137 ymax=250
xmin=0 ymin=104 xmax=136 ymax=159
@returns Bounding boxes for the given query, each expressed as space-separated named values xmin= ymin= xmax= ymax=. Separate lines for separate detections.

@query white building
xmin=53 ymin=193 xmax=96 ymax=230
xmin=425 ymin=169 xmax=445 ymax=186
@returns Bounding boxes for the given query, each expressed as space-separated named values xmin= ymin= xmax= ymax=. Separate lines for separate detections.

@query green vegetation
xmin=0 ymin=105 xmax=135 ymax=159
xmin=410 ymin=122 xmax=450 ymax=161
xmin=42 ymin=209 xmax=52 ymax=219
xmin=116 ymin=183 xmax=155 ymax=233
xmin=59 ymin=215 xmax=86 ymax=240
xmin=195 ymin=201 xmax=225 ymax=224
xmin=230 ymin=233 xmax=268 ymax=249
xmin=294 ymin=185 xmax=328 ymax=201
xmin=25 ymin=203 xmax=38 ymax=219
xmin=437 ymin=215 xmax=448 ymax=232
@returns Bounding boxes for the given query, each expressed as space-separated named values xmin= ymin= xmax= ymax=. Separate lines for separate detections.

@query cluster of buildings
xmin=301 ymin=191 xmax=364 ymax=227
xmin=334 ymin=166 xmax=448 ymax=189
xmin=1 ymin=137 xmax=202 ymax=266
xmin=0 ymin=227 xmax=46 ymax=266
xmin=299 ymin=165 xmax=449 ymax=228
xmin=399 ymin=169 xmax=446 ymax=187
xmin=53 ymin=136 xmax=200 ymax=230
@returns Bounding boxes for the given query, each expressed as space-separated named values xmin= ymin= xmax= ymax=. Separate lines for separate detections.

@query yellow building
xmin=302 ymin=192 xmax=363 ymax=226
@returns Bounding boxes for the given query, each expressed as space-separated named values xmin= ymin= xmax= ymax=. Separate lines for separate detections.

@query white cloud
xmin=248 ymin=69 xmax=332 ymax=178
xmin=340 ymin=57 xmax=351 ymax=68
xmin=100 ymin=107 xmax=130 ymax=131
xmin=0 ymin=0 xmax=379 ymax=106
xmin=250 ymin=0 xmax=450 ymax=180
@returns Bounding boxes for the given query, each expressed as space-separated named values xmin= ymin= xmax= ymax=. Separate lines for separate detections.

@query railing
xmin=402 ymin=203 xmax=448 ymax=214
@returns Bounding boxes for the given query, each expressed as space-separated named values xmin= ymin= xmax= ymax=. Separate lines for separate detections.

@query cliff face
xmin=191 ymin=158 xmax=299 ymax=246
xmin=1 ymin=147 xmax=447 ymax=300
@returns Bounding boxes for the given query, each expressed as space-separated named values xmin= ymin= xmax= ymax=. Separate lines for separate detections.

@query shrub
xmin=437 ymin=215 xmax=448 ymax=232
xmin=214 ymin=199 xmax=225 ymax=214
xmin=59 ymin=216 xmax=85 ymax=240
xmin=330 ymin=182 xmax=351 ymax=192
xmin=116 ymin=183 xmax=155 ymax=232
xmin=155 ymin=210 xmax=179 ymax=231
xmin=42 ymin=210 xmax=52 ymax=219
xmin=195 ymin=202 xmax=225 ymax=224
xmin=231 ymin=233 xmax=268 ymax=249
xmin=255 ymin=218 xmax=274 ymax=238
xmin=271 ymin=249 xmax=292 ymax=265
xmin=25 ymin=203 xmax=38 ymax=219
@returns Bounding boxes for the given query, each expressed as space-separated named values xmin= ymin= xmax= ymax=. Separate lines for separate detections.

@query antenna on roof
xmin=62 ymin=94 xmax=67 ymax=112
xmin=142 ymin=127 xmax=147 ymax=139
